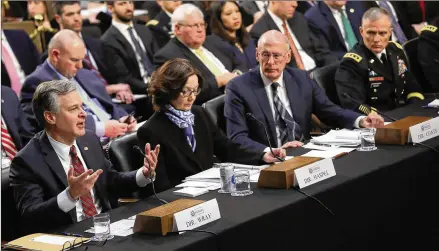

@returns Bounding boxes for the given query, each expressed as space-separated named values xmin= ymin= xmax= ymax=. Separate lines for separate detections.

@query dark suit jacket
xmin=249 ymin=11 xmax=337 ymax=69
xmin=225 ymin=67 xmax=360 ymax=153
xmin=207 ymin=34 xmax=258 ymax=69
xmin=392 ymin=1 xmax=439 ymax=24
xmin=418 ymin=24 xmax=439 ymax=92
xmin=10 ymin=130 xmax=139 ymax=234
xmin=20 ymin=61 xmax=127 ymax=134
xmin=137 ymin=106 xmax=264 ymax=191
xmin=101 ymin=24 xmax=159 ymax=94
xmin=147 ymin=10 xmax=172 ymax=48
xmin=1 ymin=30 xmax=40 ymax=88
xmin=1 ymin=86 xmax=33 ymax=148
xmin=240 ymin=1 xmax=261 ymax=16
xmin=154 ymin=37 xmax=248 ymax=104
xmin=305 ymin=2 xmax=365 ymax=59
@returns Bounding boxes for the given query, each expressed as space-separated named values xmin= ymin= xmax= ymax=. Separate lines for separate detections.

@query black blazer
xmin=147 ymin=10 xmax=172 ymax=48
xmin=392 ymin=1 xmax=439 ymax=24
xmin=249 ymin=11 xmax=337 ymax=69
xmin=137 ymin=106 xmax=264 ymax=191
xmin=1 ymin=86 xmax=33 ymax=149
xmin=101 ymin=24 xmax=159 ymax=94
xmin=10 ymin=130 xmax=139 ymax=234
xmin=154 ymin=37 xmax=248 ymax=104
xmin=1 ymin=30 xmax=40 ymax=88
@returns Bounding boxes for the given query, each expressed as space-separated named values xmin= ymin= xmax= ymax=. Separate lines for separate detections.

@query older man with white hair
xmin=154 ymin=3 xmax=248 ymax=104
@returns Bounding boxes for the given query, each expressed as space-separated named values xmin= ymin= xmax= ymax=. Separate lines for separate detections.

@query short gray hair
xmin=32 ymin=80 xmax=77 ymax=127
xmin=171 ymin=3 xmax=204 ymax=33
xmin=362 ymin=7 xmax=390 ymax=24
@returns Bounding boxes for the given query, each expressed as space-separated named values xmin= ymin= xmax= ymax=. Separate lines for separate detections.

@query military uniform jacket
xmin=418 ymin=24 xmax=439 ymax=92
xmin=335 ymin=41 xmax=423 ymax=113
xmin=147 ymin=10 xmax=172 ymax=48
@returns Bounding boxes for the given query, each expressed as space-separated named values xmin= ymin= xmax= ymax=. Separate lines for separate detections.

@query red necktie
xmin=1 ymin=119 xmax=17 ymax=160
xmin=83 ymin=53 xmax=108 ymax=86
xmin=419 ymin=0 xmax=426 ymax=22
xmin=69 ymin=145 xmax=98 ymax=218
xmin=1 ymin=43 xmax=22 ymax=95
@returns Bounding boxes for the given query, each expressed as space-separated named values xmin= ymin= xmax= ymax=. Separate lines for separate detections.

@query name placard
xmin=294 ymin=158 xmax=336 ymax=189
xmin=173 ymin=199 xmax=221 ymax=232
xmin=409 ymin=116 xmax=439 ymax=143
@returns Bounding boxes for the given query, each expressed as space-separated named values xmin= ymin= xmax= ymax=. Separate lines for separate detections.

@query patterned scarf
xmin=164 ymin=105 xmax=196 ymax=152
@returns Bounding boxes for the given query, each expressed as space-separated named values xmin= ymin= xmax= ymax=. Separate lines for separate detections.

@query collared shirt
xmin=255 ymin=1 xmax=268 ymax=12
xmin=375 ymin=1 xmax=399 ymax=42
xmin=50 ymin=132 xmax=151 ymax=222
xmin=187 ymin=44 xmax=229 ymax=75
xmin=1 ymin=116 xmax=12 ymax=169
xmin=79 ymin=32 xmax=99 ymax=70
xmin=1 ymin=30 xmax=27 ymax=86
xmin=267 ymin=9 xmax=317 ymax=71
xmin=46 ymin=60 xmax=110 ymax=137
xmin=260 ymin=67 xmax=293 ymax=149
xmin=111 ymin=20 xmax=149 ymax=83
xmin=374 ymin=49 xmax=388 ymax=64
xmin=328 ymin=5 xmax=350 ymax=50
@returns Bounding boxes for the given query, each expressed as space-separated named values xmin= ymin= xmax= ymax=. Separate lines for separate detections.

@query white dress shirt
xmin=50 ymin=133 xmax=151 ymax=222
xmin=1 ymin=30 xmax=27 ymax=86
xmin=255 ymin=1 xmax=268 ymax=12
xmin=111 ymin=20 xmax=149 ymax=83
xmin=267 ymin=10 xmax=317 ymax=71
xmin=189 ymin=45 xmax=229 ymax=75
xmin=328 ymin=5 xmax=350 ymax=50
xmin=374 ymin=49 xmax=388 ymax=64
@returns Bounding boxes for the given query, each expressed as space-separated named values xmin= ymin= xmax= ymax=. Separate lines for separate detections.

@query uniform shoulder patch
xmin=146 ymin=20 xmax=159 ymax=26
xmin=343 ymin=53 xmax=362 ymax=63
xmin=389 ymin=41 xmax=403 ymax=50
xmin=421 ymin=25 xmax=438 ymax=33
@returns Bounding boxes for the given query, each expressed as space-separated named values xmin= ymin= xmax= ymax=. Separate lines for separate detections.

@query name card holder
xmin=294 ymin=158 xmax=336 ymax=189
xmin=172 ymin=199 xmax=221 ymax=232
xmin=375 ymin=116 xmax=431 ymax=145
xmin=408 ymin=116 xmax=439 ymax=143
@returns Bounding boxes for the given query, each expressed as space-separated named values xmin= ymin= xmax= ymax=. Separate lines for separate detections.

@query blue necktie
xmin=271 ymin=82 xmax=303 ymax=145
xmin=127 ymin=27 xmax=154 ymax=76
xmin=377 ymin=1 xmax=407 ymax=44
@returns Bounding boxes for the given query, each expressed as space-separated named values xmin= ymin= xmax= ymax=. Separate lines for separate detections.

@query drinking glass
xmin=231 ymin=170 xmax=253 ymax=196
xmin=357 ymin=128 xmax=377 ymax=151
xmin=91 ymin=213 xmax=114 ymax=241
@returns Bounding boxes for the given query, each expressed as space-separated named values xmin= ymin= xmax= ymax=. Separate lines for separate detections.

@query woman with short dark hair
xmin=209 ymin=1 xmax=258 ymax=69
xmin=137 ymin=58 xmax=284 ymax=191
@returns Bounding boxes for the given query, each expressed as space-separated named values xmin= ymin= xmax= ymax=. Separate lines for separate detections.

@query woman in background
xmin=209 ymin=1 xmax=258 ymax=69
xmin=137 ymin=58 xmax=284 ymax=191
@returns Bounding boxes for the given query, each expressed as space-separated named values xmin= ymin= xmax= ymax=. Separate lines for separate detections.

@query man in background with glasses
xmin=335 ymin=7 xmax=423 ymax=114
xmin=225 ymin=30 xmax=383 ymax=154
xmin=154 ymin=3 xmax=247 ymax=105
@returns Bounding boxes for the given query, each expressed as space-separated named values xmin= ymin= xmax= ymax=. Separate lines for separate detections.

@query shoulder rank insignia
xmin=421 ymin=25 xmax=438 ymax=33
xmin=343 ymin=53 xmax=362 ymax=63
xmin=359 ymin=104 xmax=371 ymax=115
xmin=146 ymin=19 xmax=159 ymax=26
xmin=389 ymin=41 xmax=403 ymax=50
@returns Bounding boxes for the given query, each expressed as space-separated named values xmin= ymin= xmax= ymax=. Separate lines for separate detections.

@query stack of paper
xmin=173 ymin=187 xmax=210 ymax=197
xmin=310 ymin=129 xmax=360 ymax=147
xmin=425 ymin=99 xmax=439 ymax=108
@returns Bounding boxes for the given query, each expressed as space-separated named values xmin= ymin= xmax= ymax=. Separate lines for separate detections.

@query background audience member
xmin=147 ymin=0 xmax=182 ymax=48
xmin=210 ymin=1 xmax=258 ymax=69
xmin=250 ymin=1 xmax=337 ymax=71
xmin=154 ymin=3 xmax=247 ymax=105
xmin=418 ymin=18 xmax=439 ymax=93
xmin=137 ymin=58 xmax=284 ymax=192
xmin=20 ymin=30 xmax=135 ymax=140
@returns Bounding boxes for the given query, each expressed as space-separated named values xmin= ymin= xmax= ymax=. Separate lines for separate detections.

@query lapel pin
xmin=1 ymin=99 xmax=4 ymax=103
xmin=350 ymin=8 xmax=354 ymax=13
xmin=84 ymin=147 xmax=88 ymax=151
xmin=370 ymin=59 xmax=374 ymax=64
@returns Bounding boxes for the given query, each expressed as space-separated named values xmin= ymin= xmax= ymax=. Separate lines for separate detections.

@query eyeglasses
xmin=259 ymin=50 xmax=290 ymax=62
xmin=179 ymin=22 xmax=208 ymax=30
xmin=181 ymin=88 xmax=201 ymax=97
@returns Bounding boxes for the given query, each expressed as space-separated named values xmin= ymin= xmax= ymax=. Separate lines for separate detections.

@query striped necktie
xmin=1 ymin=119 xmax=17 ymax=160
xmin=69 ymin=145 xmax=98 ymax=218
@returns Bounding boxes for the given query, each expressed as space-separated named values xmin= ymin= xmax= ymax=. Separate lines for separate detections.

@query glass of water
xmin=231 ymin=170 xmax=253 ymax=196
xmin=357 ymin=128 xmax=377 ymax=151
xmin=91 ymin=212 xmax=114 ymax=241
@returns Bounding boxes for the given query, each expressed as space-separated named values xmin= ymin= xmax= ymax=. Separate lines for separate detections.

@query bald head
xmin=48 ymin=29 xmax=85 ymax=79
xmin=258 ymin=30 xmax=290 ymax=50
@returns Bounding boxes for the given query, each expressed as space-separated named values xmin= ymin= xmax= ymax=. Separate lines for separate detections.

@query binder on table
xmin=2 ymin=233 xmax=90 ymax=251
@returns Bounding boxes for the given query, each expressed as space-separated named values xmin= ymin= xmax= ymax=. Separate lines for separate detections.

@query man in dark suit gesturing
xmin=250 ymin=1 xmax=336 ymax=71
xmin=10 ymin=80 xmax=160 ymax=234
xmin=225 ymin=30 xmax=384 ymax=153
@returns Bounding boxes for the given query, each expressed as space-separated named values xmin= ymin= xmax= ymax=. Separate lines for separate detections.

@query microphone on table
xmin=133 ymin=145 xmax=168 ymax=205
xmin=341 ymin=92 xmax=397 ymax=122
xmin=246 ymin=113 xmax=285 ymax=162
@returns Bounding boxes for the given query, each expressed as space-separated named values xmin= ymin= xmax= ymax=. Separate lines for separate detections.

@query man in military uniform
xmin=146 ymin=1 xmax=182 ymax=48
xmin=418 ymin=18 xmax=439 ymax=92
xmin=335 ymin=7 xmax=424 ymax=114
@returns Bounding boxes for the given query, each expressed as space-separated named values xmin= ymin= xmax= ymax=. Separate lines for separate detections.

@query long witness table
xmin=62 ymin=102 xmax=439 ymax=251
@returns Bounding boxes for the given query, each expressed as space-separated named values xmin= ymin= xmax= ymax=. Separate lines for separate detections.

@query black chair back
xmin=311 ymin=62 xmax=340 ymax=105
xmin=1 ymin=167 xmax=22 ymax=241
xmin=202 ymin=94 xmax=226 ymax=133
xmin=107 ymin=132 xmax=143 ymax=173
xmin=403 ymin=38 xmax=430 ymax=92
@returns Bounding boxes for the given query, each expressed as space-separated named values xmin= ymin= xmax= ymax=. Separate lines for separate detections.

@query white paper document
xmin=112 ymin=94 xmax=148 ymax=104
xmin=310 ymin=129 xmax=360 ymax=146
xmin=173 ymin=187 xmax=210 ymax=197
xmin=426 ymin=99 xmax=439 ymax=108
xmin=302 ymin=148 xmax=355 ymax=159
xmin=31 ymin=235 xmax=76 ymax=245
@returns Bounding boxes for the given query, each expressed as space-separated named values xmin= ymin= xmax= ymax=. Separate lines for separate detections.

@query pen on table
xmin=312 ymin=142 xmax=335 ymax=147
xmin=59 ymin=232 xmax=83 ymax=237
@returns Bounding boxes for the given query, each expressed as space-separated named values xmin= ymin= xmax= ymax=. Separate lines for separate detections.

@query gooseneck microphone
xmin=246 ymin=113 xmax=285 ymax=162
xmin=342 ymin=92 xmax=397 ymax=122
xmin=133 ymin=146 xmax=168 ymax=205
